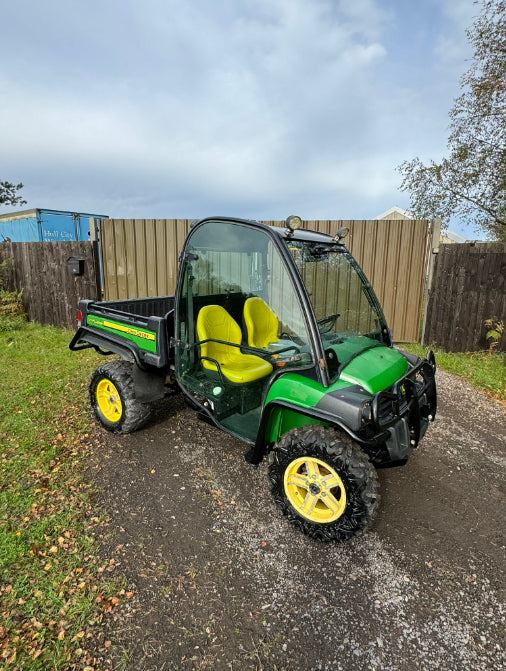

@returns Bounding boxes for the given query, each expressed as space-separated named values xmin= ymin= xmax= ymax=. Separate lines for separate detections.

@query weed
xmin=484 ymin=317 xmax=504 ymax=354
xmin=0 ymin=258 xmax=25 ymax=332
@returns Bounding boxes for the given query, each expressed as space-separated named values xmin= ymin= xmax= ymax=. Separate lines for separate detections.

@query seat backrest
xmin=197 ymin=305 xmax=242 ymax=364
xmin=244 ymin=297 xmax=279 ymax=349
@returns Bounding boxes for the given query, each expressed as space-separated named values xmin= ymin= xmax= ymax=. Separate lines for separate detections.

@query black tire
xmin=89 ymin=360 xmax=152 ymax=434
xmin=268 ymin=425 xmax=379 ymax=542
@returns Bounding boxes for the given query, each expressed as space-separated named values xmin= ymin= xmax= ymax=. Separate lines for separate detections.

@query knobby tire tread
xmin=89 ymin=360 xmax=152 ymax=434
xmin=268 ymin=425 xmax=379 ymax=543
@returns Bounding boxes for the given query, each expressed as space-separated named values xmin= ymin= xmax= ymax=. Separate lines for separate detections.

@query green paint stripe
xmin=87 ymin=314 xmax=157 ymax=353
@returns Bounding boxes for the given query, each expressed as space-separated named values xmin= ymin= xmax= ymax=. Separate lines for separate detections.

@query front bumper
xmin=371 ymin=350 xmax=437 ymax=462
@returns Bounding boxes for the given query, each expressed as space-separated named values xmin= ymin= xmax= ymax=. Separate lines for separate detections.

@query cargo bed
xmin=69 ymin=295 xmax=175 ymax=369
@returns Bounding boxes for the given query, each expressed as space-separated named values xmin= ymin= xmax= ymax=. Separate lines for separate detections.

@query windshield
xmin=285 ymin=240 xmax=388 ymax=350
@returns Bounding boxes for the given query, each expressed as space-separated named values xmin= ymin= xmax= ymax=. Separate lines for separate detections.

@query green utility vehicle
xmin=70 ymin=216 xmax=437 ymax=542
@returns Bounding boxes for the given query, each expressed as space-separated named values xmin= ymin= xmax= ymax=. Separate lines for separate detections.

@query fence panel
xmin=100 ymin=218 xmax=432 ymax=342
xmin=263 ymin=219 xmax=432 ymax=342
xmin=423 ymin=242 xmax=506 ymax=352
xmin=100 ymin=218 xmax=192 ymax=302
xmin=0 ymin=241 xmax=101 ymax=330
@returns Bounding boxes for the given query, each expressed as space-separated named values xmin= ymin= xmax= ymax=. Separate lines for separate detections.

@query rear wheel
xmin=268 ymin=426 xmax=379 ymax=542
xmin=89 ymin=361 xmax=152 ymax=434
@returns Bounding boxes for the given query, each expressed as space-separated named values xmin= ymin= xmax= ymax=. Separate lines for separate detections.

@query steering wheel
xmin=270 ymin=344 xmax=300 ymax=356
xmin=317 ymin=313 xmax=340 ymax=333
xmin=279 ymin=332 xmax=305 ymax=347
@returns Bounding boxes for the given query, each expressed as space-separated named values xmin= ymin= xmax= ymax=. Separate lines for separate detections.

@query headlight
xmin=361 ymin=401 xmax=372 ymax=425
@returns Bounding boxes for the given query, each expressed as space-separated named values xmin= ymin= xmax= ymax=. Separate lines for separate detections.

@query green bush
xmin=0 ymin=258 xmax=26 ymax=331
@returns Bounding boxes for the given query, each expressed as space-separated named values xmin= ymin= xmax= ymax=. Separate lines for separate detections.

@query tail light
xmin=77 ymin=310 xmax=82 ymax=327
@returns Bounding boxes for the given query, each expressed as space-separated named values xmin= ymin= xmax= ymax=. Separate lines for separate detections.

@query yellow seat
xmin=197 ymin=305 xmax=273 ymax=384
xmin=244 ymin=297 xmax=279 ymax=350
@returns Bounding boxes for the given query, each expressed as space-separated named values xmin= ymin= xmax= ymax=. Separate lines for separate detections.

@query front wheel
xmin=268 ymin=426 xmax=379 ymax=542
xmin=89 ymin=360 xmax=152 ymax=434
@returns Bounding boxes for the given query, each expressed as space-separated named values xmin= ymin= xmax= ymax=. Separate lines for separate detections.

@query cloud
xmin=0 ymin=0 xmax=478 ymax=234
xmin=433 ymin=0 xmax=476 ymax=66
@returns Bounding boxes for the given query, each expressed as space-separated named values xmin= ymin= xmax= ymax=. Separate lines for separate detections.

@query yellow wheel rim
xmin=284 ymin=456 xmax=347 ymax=524
xmin=96 ymin=379 xmax=123 ymax=423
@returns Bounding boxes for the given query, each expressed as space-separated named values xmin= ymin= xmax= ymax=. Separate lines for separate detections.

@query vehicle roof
xmin=267 ymin=224 xmax=337 ymax=244
xmin=192 ymin=216 xmax=340 ymax=245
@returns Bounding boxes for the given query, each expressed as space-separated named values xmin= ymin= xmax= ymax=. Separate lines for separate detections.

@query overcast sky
xmin=1 ymin=0 xmax=479 ymax=236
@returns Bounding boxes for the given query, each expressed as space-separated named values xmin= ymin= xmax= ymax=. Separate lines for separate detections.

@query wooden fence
xmin=100 ymin=218 xmax=435 ymax=342
xmin=423 ymin=242 xmax=506 ymax=352
xmin=3 ymin=226 xmax=502 ymax=353
xmin=0 ymin=241 xmax=101 ymax=330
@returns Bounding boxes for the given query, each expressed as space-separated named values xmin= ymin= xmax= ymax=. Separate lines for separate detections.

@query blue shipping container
xmin=0 ymin=208 xmax=108 ymax=242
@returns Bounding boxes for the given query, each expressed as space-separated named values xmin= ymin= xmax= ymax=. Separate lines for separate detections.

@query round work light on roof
xmin=285 ymin=215 xmax=303 ymax=232
xmin=334 ymin=226 xmax=349 ymax=242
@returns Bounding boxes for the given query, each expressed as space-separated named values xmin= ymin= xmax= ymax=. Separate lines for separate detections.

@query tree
xmin=0 ymin=181 xmax=27 ymax=208
xmin=399 ymin=0 xmax=506 ymax=241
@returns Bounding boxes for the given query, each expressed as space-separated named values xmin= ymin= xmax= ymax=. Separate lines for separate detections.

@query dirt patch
xmin=86 ymin=370 xmax=505 ymax=670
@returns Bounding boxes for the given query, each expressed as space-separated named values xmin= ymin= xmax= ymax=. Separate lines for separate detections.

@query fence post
xmin=421 ymin=218 xmax=441 ymax=345
xmin=89 ymin=217 xmax=98 ymax=241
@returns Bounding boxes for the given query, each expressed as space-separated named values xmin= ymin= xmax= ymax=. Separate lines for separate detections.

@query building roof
xmin=0 ymin=207 xmax=108 ymax=222
xmin=374 ymin=206 xmax=469 ymax=242
xmin=442 ymin=229 xmax=468 ymax=243
xmin=373 ymin=206 xmax=414 ymax=220
xmin=0 ymin=208 xmax=38 ymax=222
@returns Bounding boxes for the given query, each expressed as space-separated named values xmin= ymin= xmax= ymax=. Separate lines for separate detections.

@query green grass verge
xmin=398 ymin=343 xmax=505 ymax=402
xmin=0 ymin=321 xmax=127 ymax=670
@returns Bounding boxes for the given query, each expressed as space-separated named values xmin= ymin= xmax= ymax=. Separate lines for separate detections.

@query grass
xmin=0 ymin=320 xmax=127 ymax=670
xmin=398 ymin=343 xmax=505 ymax=402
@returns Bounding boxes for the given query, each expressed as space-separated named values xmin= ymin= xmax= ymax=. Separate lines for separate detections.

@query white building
xmin=374 ymin=206 xmax=468 ymax=243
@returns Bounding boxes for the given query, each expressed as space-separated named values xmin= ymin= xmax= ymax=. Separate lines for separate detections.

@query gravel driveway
xmin=88 ymin=369 xmax=505 ymax=671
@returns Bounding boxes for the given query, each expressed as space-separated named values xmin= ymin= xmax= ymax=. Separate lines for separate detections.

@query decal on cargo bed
xmin=87 ymin=315 xmax=157 ymax=353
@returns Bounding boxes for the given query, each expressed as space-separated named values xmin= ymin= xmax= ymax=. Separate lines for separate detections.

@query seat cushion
xmin=244 ymin=297 xmax=279 ymax=349
xmin=197 ymin=305 xmax=273 ymax=383
xmin=220 ymin=352 xmax=273 ymax=383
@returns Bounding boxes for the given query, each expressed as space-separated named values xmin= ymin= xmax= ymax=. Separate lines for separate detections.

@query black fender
xmin=245 ymin=400 xmax=390 ymax=465
xmin=70 ymin=327 xmax=145 ymax=368
xmin=70 ymin=328 xmax=166 ymax=402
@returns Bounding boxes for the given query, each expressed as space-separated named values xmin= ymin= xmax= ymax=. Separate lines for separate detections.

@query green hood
xmin=263 ymin=337 xmax=411 ymax=445
xmin=266 ymin=337 xmax=410 ymax=410
xmin=330 ymin=336 xmax=408 ymax=394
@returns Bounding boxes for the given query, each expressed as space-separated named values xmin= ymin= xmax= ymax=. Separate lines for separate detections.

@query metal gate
xmin=99 ymin=218 xmax=435 ymax=342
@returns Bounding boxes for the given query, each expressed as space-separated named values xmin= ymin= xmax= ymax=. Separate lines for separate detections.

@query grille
xmin=376 ymin=393 xmax=395 ymax=423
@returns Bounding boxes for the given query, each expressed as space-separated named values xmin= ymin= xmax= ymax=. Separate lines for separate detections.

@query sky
xmin=1 ymin=0 xmax=481 ymax=237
